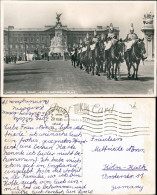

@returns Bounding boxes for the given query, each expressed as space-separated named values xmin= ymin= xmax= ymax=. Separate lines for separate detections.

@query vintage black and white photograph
xmin=1 ymin=1 xmax=156 ymax=96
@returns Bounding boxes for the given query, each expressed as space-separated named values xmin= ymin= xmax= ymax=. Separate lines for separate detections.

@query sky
xmin=2 ymin=1 xmax=156 ymax=39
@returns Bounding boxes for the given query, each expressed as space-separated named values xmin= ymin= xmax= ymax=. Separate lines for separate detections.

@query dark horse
xmin=71 ymin=48 xmax=77 ymax=68
xmin=89 ymin=40 xmax=104 ymax=76
xmin=124 ymin=38 xmax=146 ymax=80
xmin=110 ymin=40 xmax=125 ymax=80
xmin=105 ymin=40 xmax=125 ymax=80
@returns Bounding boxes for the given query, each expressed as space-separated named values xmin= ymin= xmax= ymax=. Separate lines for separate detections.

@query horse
xmin=124 ymin=38 xmax=146 ymax=80
xmin=76 ymin=48 xmax=82 ymax=68
xmin=89 ymin=42 xmax=96 ymax=75
xmin=109 ymin=40 xmax=125 ymax=80
xmin=104 ymin=39 xmax=125 ymax=80
xmin=89 ymin=40 xmax=104 ymax=76
xmin=71 ymin=48 xmax=77 ymax=68
xmin=80 ymin=44 xmax=90 ymax=73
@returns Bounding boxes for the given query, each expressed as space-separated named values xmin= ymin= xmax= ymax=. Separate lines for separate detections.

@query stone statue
xmin=56 ymin=13 xmax=62 ymax=23
xmin=143 ymin=12 xmax=154 ymax=24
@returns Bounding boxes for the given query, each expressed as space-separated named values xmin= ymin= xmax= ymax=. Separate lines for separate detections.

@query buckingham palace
xmin=3 ymin=16 xmax=119 ymax=59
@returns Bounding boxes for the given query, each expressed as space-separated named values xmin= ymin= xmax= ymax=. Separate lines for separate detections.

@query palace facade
xmin=3 ymin=24 xmax=119 ymax=57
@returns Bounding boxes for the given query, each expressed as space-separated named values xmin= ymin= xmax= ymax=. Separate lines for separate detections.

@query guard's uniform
xmin=90 ymin=37 xmax=97 ymax=51
xmin=104 ymin=23 xmax=117 ymax=50
xmin=124 ymin=32 xmax=138 ymax=51
xmin=124 ymin=23 xmax=147 ymax=60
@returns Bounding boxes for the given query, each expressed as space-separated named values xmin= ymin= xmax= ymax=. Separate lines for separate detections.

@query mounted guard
xmin=71 ymin=45 xmax=77 ymax=67
xmin=124 ymin=23 xmax=147 ymax=79
xmin=77 ymin=41 xmax=83 ymax=68
xmin=104 ymin=23 xmax=118 ymax=51
xmin=124 ymin=23 xmax=147 ymax=61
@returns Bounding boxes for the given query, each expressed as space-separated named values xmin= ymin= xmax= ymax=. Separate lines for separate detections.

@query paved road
xmin=3 ymin=59 xmax=154 ymax=95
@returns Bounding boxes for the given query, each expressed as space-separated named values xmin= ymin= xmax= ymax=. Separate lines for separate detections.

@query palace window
xmin=20 ymin=37 xmax=23 ymax=43
xmin=31 ymin=37 xmax=34 ymax=42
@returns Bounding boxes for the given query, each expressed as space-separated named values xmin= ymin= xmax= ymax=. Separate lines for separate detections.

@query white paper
xmin=2 ymin=98 xmax=155 ymax=194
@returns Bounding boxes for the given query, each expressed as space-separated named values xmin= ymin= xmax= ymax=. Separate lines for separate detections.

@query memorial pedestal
xmin=49 ymin=23 xmax=68 ymax=57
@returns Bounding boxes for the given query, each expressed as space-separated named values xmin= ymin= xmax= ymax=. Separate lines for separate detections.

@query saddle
xmin=82 ymin=47 xmax=87 ymax=52
xmin=125 ymin=39 xmax=138 ymax=51
xmin=90 ymin=44 xmax=96 ymax=51
xmin=104 ymin=39 xmax=118 ymax=51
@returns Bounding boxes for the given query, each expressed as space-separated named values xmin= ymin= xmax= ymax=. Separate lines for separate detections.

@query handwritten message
xmin=2 ymin=98 xmax=155 ymax=194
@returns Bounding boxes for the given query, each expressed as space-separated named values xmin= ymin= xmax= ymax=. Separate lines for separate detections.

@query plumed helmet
xmin=86 ymin=32 xmax=89 ymax=40
xmin=94 ymin=29 xmax=97 ymax=37
xmin=130 ymin=23 xmax=134 ymax=33
xmin=109 ymin=23 xmax=114 ymax=32
xmin=101 ymin=33 xmax=105 ymax=40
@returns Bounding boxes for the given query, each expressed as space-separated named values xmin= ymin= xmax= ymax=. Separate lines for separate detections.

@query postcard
xmin=2 ymin=98 xmax=155 ymax=194
xmin=1 ymin=1 xmax=156 ymax=97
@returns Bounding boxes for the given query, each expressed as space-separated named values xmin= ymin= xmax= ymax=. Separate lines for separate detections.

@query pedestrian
xmin=14 ymin=56 xmax=17 ymax=64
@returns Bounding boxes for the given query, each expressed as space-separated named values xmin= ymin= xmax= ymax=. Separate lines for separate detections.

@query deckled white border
xmin=1 ymin=1 xmax=156 ymax=97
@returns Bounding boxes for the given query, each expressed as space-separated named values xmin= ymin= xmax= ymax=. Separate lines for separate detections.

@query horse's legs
xmin=107 ymin=60 xmax=111 ymax=79
xmin=114 ymin=63 xmax=118 ymax=80
xmin=80 ymin=62 xmax=82 ymax=69
xmin=111 ymin=61 xmax=114 ymax=79
xmin=91 ymin=59 xmax=94 ymax=75
xmin=100 ymin=60 xmax=103 ymax=73
xmin=104 ymin=61 xmax=107 ymax=73
xmin=86 ymin=60 xmax=89 ymax=74
xmin=96 ymin=59 xmax=100 ymax=76
xmin=135 ymin=61 xmax=140 ymax=80
xmin=117 ymin=63 xmax=121 ymax=79
xmin=132 ymin=62 xmax=136 ymax=79
xmin=126 ymin=61 xmax=131 ymax=78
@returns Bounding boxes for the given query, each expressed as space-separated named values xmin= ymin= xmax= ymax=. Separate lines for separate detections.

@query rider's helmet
xmin=109 ymin=23 xmax=114 ymax=33
xmin=101 ymin=33 xmax=105 ymax=41
xmin=94 ymin=29 xmax=97 ymax=38
xmin=130 ymin=23 xmax=134 ymax=34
